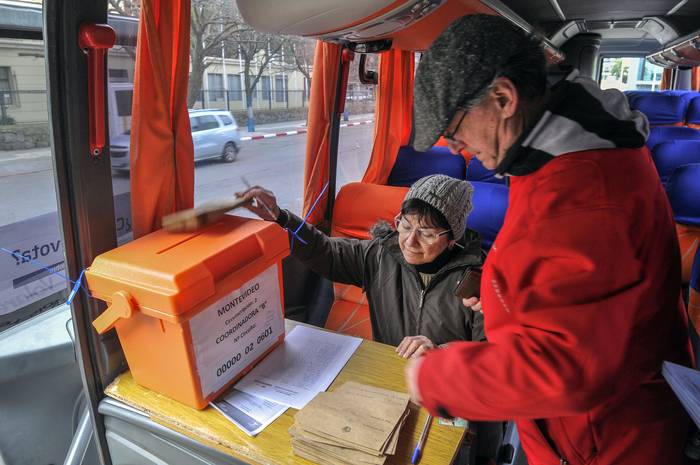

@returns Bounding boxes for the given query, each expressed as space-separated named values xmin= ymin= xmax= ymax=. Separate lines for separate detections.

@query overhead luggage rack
xmin=647 ymin=30 xmax=700 ymax=68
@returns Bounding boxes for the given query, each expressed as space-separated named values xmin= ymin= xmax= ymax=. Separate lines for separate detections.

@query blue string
xmin=288 ymin=181 xmax=329 ymax=253
xmin=0 ymin=247 xmax=89 ymax=305
xmin=66 ymin=269 xmax=86 ymax=305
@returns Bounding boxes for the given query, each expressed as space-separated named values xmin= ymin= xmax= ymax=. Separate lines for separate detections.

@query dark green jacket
xmin=280 ymin=211 xmax=485 ymax=346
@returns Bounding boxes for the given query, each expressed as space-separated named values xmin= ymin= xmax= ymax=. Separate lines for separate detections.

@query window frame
xmin=0 ymin=66 xmax=17 ymax=106
xmin=206 ymin=72 xmax=224 ymax=102
xmin=261 ymin=75 xmax=271 ymax=101
xmin=597 ymin=55 xmax=663 ymax=91
xmin=227 ymin=74 xmax=242 ymax=101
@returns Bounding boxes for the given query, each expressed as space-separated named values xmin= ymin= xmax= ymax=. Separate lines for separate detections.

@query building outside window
xmin=227 ymin=74 xmax=242 ymax=101
xmin=207 ymin=73 xmax=224 ymax=101
xmin=261 ymin=75 xmax=271 ymax=101
xmin=108 ymin=68 xmax=129 ymax=82
xmin=274 ymin=74 xmax=286 ymax=102
xmin=0 ymin=66 xmax=16 ymax=106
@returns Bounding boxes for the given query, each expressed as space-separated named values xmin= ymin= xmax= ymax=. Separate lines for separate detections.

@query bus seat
xmin=327 ymin=182 xmax=409 ymax=339
xmin=651 ymin=141 xmax=700 ymax=187
xmin=689 ymin=247 xmax=700 ymax=337
xmin=629 ymin=92 xmax=687 ymax=127
xmin=468 ymin=181 xmax=509 ymax=251
xmin=387 ymin=145 xmax=466 ymax=187
xmin=666 ymin=163 xmax=700 ymax=283
xmin=467 ymin=157 xmax=507 ymax=185
xmin=687 ymin=96 xmax=700 ymax=130
xmin=647 ymin=126 xmax=700 ymax=151
xmin=624 ymin=90 xmax=652 ymax=107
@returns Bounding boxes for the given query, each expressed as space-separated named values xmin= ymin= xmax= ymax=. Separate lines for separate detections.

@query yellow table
xmin=105 ymin=321 xmax=466 ymax=465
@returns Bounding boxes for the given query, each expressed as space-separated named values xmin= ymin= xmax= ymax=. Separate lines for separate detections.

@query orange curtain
xmin=302 ymin=41 xmax=342 ymax=225
xmin=692 ymin=67 xmax=700 ymax=91
xmin=362 ymin=50 xmax=414 ymax=185
xmin=130 ymin=0 xmax=194 ymax=237
xmin=660 ymin=68 xmax=673 ymax=90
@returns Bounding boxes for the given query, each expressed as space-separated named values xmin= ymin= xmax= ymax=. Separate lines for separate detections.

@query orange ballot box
xmin=86 ymin=215 xmax=289 ymax=409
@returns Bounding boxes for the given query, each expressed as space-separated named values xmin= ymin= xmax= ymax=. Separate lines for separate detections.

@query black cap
xmin=412 ymin=14 xmax=531 ymax=152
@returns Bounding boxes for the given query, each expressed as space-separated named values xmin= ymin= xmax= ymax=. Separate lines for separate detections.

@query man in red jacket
xmin=406 ymin=14 xmax=692 ymax=465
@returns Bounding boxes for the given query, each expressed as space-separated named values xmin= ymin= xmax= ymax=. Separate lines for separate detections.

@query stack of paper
xmin=662 ymin=361 xmax=700 ymax=428
xmin=289 ymin=382 xmax=410 ymax=465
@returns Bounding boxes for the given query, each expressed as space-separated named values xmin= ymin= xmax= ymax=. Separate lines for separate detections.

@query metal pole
xmin=326 ymin=47 xmax=345 ymax=224
xmin=220 ymin=23 xmax=229 ymax=111
xmin=63 ymin=407 xmax=92 ymax=465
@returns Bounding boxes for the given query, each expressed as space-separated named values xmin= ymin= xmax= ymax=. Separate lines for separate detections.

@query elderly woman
xmin=238 ymin=174 xmax=483 ymax=353
xmin=405 ymin=14 xmax=691 ymax=465
xmin=239 ymin=174 xmax=501 ymax=463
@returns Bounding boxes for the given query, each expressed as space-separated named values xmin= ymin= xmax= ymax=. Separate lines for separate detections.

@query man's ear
xmin=490 ymin=77 xmax=519 ymax=118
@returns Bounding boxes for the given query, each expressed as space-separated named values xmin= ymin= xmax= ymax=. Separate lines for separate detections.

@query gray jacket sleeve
xmin=277 ymin=210 xmax=377 ymax=288
xmin=467 ymin=309 xmax=486 ymax=341
xmin=469 ymin=306 xmax=486 ymax=341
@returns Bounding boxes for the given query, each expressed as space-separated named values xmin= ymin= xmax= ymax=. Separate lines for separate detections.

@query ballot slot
xmin=86 ymin=215 xmax=290 ymax=409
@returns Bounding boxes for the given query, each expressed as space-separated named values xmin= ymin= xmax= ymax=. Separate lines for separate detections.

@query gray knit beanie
xmin=404 ymin=175 xmax=473 ymax=239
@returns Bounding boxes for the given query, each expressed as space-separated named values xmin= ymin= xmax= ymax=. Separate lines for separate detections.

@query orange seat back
xmin=331 ymin=182 xmax=409 ymax=239
xmin=324 ymin=183 xmax=409 ymax=339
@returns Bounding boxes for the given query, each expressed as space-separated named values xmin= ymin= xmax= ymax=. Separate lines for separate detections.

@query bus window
xmin=599 ymin=57 xmax=664 ymax=91
xmin=184 ymin=6 xmax=376 ymax=218
xmin=107 ymin=11 xmax=138 ymax=246
xmin=336 ymin=54 xmax=377 ymax=190
xmin=0 ymin=12 xmax=65 ymax=331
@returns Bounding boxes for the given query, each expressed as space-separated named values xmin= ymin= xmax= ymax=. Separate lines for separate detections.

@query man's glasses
xmin=394 ymin=215 xmax=450 ymax=245
xmin=443 ymin=110 xmax=467 ymax=143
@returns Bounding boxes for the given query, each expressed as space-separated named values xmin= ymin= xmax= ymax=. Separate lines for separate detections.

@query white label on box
xmin=189 ymin=264 xmax=285 ymax=398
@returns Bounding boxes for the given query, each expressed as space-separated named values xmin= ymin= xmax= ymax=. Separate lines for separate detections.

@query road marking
xmin=240 ymin=120 xmax=373 ymax=142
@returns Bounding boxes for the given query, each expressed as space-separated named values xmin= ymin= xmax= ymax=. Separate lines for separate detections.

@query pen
xmin=411 ymin=414 xmax=432 ymax=464
xmin=241 ymin=176 xmax=277 ymax=219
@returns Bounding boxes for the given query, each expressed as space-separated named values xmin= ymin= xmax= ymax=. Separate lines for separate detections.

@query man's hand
xmin=235 ymin=186 xmax=281 ymax=221
xmin=396 ymin=335 xmax=435 ymax=359
xmin=463 ymin=297 xmax=482 ymax=313
xmin=405 ymin=355 xmax=425 ymax=406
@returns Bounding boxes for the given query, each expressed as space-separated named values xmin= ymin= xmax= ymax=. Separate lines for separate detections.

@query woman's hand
xmin=235 ymin=186 xmax=281 ymax=221
xmin=396 ymin=335 xmax=435 ymax=359
xmin=463 ymin=297 xmax=482 ymax=313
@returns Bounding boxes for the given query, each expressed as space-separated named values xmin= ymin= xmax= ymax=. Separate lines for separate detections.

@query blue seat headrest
xmin=630 ymin=93 xmax=687 ymax=126
xmin=651 ymin=140 xmax=700 ymax=186
xmin=688 ymin=97 xmax=700 ymax=126
xmin=625 ymin=90 xmax=654 ymax=108
xmin=647 ymin=126 xmax=700 ymax=151
xmin=387 ymin=145 xmax=466 ymax=187
xmin=468 ymin=181 xmax=509 ymax=250
xmin=467 ymin=157 xmax=507 ymax=185
xmin=667 ymin=163 xmax=700 ymax=227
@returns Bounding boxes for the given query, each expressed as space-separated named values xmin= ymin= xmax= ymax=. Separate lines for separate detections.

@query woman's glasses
xmin=394 ymin=215 xmax=450 ymax=245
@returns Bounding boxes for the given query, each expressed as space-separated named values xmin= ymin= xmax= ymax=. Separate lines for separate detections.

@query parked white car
xmin=110 ymin=109 xmax=242 ymax=173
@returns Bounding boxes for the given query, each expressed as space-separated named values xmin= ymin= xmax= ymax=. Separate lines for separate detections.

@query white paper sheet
xmin=234 ymin=325 xmax=362 ymax=409
xmin=211 ymin=388 xmax=288 ymax=436
xmin=662 ymin=361 xmax=700 ymax=428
